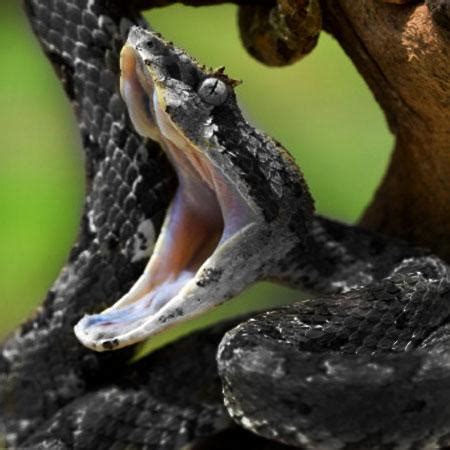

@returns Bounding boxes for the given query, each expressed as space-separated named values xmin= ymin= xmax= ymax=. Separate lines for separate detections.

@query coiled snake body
xmin=1 ymin=1 xmax=450 ymax=449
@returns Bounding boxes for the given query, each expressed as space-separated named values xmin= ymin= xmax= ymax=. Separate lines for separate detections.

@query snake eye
xmin=198 ymin=77 xmax=228 ymax=106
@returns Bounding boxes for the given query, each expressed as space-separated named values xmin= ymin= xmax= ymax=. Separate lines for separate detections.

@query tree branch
xmin=320 ymin=1 xmax=450 ymax=260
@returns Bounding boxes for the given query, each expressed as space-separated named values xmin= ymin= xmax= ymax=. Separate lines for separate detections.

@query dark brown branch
xmin=320 ymin=1 xmax=450 ymax=260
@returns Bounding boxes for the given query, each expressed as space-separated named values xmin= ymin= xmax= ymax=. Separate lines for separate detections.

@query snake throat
xmin=74 ymin=29 xmax=258 ymax=351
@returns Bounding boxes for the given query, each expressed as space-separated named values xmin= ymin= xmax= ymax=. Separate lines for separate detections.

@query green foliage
xmin=0 ymin=3 xmax=392 ymax=340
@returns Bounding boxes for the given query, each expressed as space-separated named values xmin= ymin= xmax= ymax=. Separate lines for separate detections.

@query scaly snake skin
xmin=1 ymin=0 xmax=449 ymax=449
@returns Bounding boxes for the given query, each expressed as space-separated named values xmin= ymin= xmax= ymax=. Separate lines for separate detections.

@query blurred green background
xmin=0 ymin=2 xmax=392 ymax=344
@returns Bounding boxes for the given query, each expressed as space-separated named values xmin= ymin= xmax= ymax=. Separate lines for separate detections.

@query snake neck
xmin=271 ymin=214 xmax=431 ymax=295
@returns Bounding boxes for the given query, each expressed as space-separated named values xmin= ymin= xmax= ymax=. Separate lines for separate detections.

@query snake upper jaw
xmin=74 ymin=27 xmax=313 ymax=352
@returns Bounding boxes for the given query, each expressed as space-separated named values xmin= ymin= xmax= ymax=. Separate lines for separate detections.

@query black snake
xmin=1 ymin=1 xmax=450 ymax=449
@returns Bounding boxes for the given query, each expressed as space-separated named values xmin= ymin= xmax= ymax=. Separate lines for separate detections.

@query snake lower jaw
xmin=73 ymin=221 xmax=284 ymax=351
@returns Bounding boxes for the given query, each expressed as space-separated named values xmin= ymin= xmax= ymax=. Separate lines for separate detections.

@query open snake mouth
xmin=74 ymin=38 xmax=257 ymax=351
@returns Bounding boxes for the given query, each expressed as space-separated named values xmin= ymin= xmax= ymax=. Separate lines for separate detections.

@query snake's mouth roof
xmin=74 ymin=35 xmax=257 ymax=351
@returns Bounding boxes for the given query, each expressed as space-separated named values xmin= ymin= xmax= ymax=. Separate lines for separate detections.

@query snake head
xmin=74 ymin=27 xmax=314 ymax=351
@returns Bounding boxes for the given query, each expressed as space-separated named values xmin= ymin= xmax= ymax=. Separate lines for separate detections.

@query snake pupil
xmin=198 ymin=77 xmax=228 ymax=106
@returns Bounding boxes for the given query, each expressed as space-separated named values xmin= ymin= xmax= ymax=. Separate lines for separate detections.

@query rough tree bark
xmin=321 ymin=1 xmax=450 ymax=261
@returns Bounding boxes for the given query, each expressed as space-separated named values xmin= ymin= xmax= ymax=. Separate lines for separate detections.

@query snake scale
xmin=1 ymin=0 xmax=450 ymax=449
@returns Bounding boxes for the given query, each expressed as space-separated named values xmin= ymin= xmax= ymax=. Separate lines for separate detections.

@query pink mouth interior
xmin=78 ymin=46 xmax=253 ymax=339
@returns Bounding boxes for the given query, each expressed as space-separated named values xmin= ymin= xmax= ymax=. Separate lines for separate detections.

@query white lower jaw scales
xmin=74 ymin=216 xmax=258 ymax=352
xmin=74 ymin=270 xmax=194 ymax=351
